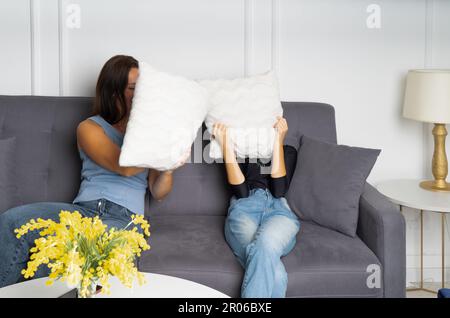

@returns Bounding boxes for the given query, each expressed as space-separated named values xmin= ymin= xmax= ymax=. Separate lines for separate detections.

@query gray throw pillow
xmin=0 ymin=137 xmax=18 ymax=214
xmin=286 ymin=135 xmax=380 ymax=237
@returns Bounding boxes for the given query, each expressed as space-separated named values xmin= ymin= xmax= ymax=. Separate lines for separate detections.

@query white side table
xmin=377 ymin=179 xmax=449 ymax=294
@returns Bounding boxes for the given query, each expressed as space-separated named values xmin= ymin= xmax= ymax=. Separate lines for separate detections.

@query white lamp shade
xmin=403 ymin=69 xmax=450 ymax=124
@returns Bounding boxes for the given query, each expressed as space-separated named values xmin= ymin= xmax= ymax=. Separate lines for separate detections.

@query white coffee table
xmin=0 ymin=272 xmax=229 ymax=298
xmin=377 ymin=179 xmax=450 ymax=293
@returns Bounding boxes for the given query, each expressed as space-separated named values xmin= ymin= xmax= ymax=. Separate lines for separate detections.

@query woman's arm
xmin=270 ymin=117 xmax=298 ymax=198
xmin=148 ymin=170 xmax=173 ymax=201
xmin=271 ymin=117 xmax=288 ymax=178
xmin=213 ymin=123 xmax=249 ymax=198
xmin=77 ymin=119 xmax=145 ymax=177
xmin=213 ymin=123 xmax=245 ymax=186
xmin=147 ymin=148 xmax=191 ymax=201
xmin=270 ymin=146 xmax=297 ymax=198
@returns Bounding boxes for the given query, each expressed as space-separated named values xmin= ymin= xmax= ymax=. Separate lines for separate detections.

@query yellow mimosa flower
xmin=15 ymin=210 xmax=151 ymax=298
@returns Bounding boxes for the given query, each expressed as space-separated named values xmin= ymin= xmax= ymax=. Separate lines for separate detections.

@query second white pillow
xmin=198 ymin=70 xmax=283 ymax=159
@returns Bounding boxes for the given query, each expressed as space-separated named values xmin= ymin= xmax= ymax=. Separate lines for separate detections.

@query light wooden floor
xmin=406 ymin=290 xmax=437 ymax=298
xmin=406 ymin=282 xmax=448 ymax=298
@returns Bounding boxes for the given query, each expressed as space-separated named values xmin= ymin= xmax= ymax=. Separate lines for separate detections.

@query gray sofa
xmin=0 ymin=95 xmax=406 ymax=297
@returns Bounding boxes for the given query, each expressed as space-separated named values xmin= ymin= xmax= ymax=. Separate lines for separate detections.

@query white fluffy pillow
xmin=119 ymin=62 xmax=208 ymax=171
xmin=198 ymin=70 xmax=283 ymax=159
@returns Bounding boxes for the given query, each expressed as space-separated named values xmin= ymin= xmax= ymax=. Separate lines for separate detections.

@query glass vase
xmin=77 ymin=281 xmax=102 ymax=298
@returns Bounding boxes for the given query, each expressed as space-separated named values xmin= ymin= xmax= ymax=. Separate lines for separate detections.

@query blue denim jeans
xmin=224 ymin=188 xmax=300 ymax=298
xmin=0 ymin=198 xmax=135 ymax=288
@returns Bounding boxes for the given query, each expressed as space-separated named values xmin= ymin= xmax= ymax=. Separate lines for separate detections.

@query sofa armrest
xmin=357 ymin=182 xmax=406 ymax=298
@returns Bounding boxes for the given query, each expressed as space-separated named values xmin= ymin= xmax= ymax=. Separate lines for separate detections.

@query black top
xmin=229 ymin=145 xmax=298 ymax=199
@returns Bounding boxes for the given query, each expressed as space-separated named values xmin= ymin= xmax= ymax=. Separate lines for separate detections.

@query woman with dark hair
xmin=0 ymin=55 xmax=187 ymax=288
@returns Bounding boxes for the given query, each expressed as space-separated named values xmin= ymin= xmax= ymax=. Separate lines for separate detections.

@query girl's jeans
xmin=224 ymin=188 xmax=300 ymax=298
xmin=0 ymin=198 xmax=135 ymax=288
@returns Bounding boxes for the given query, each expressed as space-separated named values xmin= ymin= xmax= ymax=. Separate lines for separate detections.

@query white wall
xmin=1 ymin=0 xmax=449 ymax=287
xmin=0 ymin=1 xmax=31 ymax=94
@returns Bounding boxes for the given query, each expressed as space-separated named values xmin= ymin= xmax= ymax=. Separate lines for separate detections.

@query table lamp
xmin=403 ymin=69 xmax=450 ymax=192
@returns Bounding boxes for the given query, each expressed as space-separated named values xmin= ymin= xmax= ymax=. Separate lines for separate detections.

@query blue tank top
xmin=73 ymin=115 xmax=149 ymax=215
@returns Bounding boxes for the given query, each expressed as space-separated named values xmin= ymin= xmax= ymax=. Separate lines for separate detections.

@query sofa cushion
xmin=138 ymin=216 xmax=382 ymax=298
xmin=119 ymin=62 xmax=208 ymax=171
xmin=0 ymin=137 xmax=18 ymax=214
xmin=199 ymin=71 xmax=283 ymax=159
xmin=0 ymin=95 xmax=92 ymax=206
xmin=284 ymin=221 xmax=382 ymax=297
xmin=147 ymin=163 xmax=232 ymax=217
xmin=138 ymin=215 xmax=243 ymax=297
xmin=287 ymin=135 xmax=380 ymax=237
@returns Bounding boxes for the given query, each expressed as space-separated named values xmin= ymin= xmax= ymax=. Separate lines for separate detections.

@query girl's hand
xmin=212 ymin=122 xmax=229 ymax=149
xmin=167 ymin=148 xmax=191 ymax=173
xmin=273 ymin=116 xmax=288 ymax=142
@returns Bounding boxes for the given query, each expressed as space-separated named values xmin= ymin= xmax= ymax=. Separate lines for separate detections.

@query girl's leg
xmin=241 ymin=214 xmax=300 ymax=298
xmin=224 ymin=191 xmax=265 ymax=267
xmin=0 ymin=202 xmax=89 ymax=287
xmin=269 ymin=196 xmax=301 ymax=297
xmin=224 ymin=207 xmax=259 ymax=267
xmin=271 ymin=237 xmax=297 ymax=298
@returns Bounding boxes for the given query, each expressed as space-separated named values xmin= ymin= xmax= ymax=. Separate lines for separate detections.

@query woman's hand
xmin=212 ymin=122 xmax=229 ymax=150
xmin=273 ymin=116 xmax=288 ymax=142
